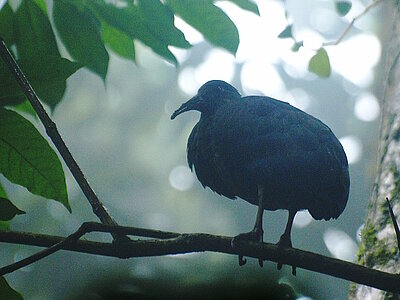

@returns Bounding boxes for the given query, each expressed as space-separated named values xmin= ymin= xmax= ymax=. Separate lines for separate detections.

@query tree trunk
xmin=349 ymin=3 xmax=400 ymax=299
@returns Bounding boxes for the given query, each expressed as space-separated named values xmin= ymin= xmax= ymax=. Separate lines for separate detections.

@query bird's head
xmin=171 ymin=80 xmax=241 ymax=119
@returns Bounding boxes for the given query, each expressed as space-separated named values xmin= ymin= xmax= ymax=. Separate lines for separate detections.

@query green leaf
xmin=0 ymin=197 xmax=25 ymax=221
xmin=0 ymin=277 xmax=23 ymax=300
xmin=14 ymin=0 xmax=59 ymax=60
xmin=278 ymin=25 xmax=292 ymax=39
xmin=166 ymin=0 xmax=239 ymax=55
xmin=33 ymin=0 xmax=48 ymax=13
xmin=138 ymin=0 xmax=191 ymax=48
xmin=226 ymin=0 xmax=259 ymax=15
xmin=0 ymin=57 xmax=82 ymax=109
xmin=0 ymin=108 xmax=70 ymax=212
xmin=308 ymin=48 xmax=331 ymax=78
xmin=89 ymin=1 xmax=177 ymax=65
xmin=291 ymin=41 xmax=303 ymax=52
xmin=53 ymin=0 xmax=109 ymax=80
xmin=0 ymin=183 xmax=10 ymax=230
xmin=101 ymin=22 xmax=135 ymax=62
xmin=0 ymin=220 xmax=9 ymax=230
xmin=0 ymin=3 xmax=15 ymax=46
xmin=13 ymin=100 xmax=37 ymax=118
xmin=335 ymin=1 xmax=352 ymax=16
xmin=12 ymin=1 xmax=80 ymax=109
xmin=0 ymin=182 xmax=6 ymax=198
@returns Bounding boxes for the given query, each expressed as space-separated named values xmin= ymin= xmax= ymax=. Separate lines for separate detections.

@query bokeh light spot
xmin=323 ymin=228 xmax=357 ymax=261
xmin=194 ymin=49 xmax=235 ymax=84
xmin=354 ymin=93 xmax=380 ymax=122
xmin=329 ymin=34 xmax=381 ymax=87
xmin=178 ymin=67 xmax=198 ymax=95
xmin=241 ymin=61 xmax=285 ymax=99
xmin=169 ymin=165 xmax=194 ymax=191
xmin=339 ymin=135 xmax=362 ymax=164
xmin=293 ymin=210 xmax=313 ymax=228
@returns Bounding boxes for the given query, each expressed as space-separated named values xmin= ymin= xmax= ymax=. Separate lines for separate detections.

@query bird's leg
xmin=232 ymin=185 xmax=265 ymax=267
xmin=277 ymin=210 xmax=296 ymax=248
xmin=277 ymin=210 xmax=297 ymax=275
xmin=253 ymin=185 xmax=265 ymax=242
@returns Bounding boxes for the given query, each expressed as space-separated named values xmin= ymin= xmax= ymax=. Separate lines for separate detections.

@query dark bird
xmin=171 ymin=80 xmax=350 ymax=264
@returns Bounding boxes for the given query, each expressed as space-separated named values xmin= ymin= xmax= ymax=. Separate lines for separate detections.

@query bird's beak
xmin=170 ymin=95 xmax=200 ymax=120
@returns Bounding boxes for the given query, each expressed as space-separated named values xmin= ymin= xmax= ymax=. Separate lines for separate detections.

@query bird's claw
xmin=238 ymin=255 xmax=247 ymax=266
xmin=258 ymin=258 xmax=263 ymax=267
xmin=276 ymin=235 xmax=296 ymax=275
xmin=232 ymin=229 xmax=264 ymax=267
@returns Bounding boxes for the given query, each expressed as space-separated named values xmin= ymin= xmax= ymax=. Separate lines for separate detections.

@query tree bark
xmin=349 ymin=3 xmax=400 ymax=299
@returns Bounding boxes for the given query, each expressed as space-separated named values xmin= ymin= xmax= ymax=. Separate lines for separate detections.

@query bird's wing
xmin=211 ymin=96 xmax=349 ymax=217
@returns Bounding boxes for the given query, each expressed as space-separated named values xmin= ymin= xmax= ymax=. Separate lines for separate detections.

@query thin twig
xmin=323 ymin=0 xmax=385 ymax=47
xmin=0 ymin=38 xmax=120 ymax=234
xmin=386 ymin=197 xmax=400 ymax=251
xmin=0 ymin=224 xmax=399 ymax=293
xmin=0 ymin=222 xmax=179 ymax=276
xmin=0 ymin=223 xmax=91 ymax=276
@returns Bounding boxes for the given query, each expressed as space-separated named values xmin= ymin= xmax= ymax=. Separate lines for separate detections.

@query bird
xmin=171 ymin=80 xmax=350 ymax=266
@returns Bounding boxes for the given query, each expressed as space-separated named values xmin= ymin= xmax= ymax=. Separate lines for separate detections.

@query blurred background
xmin=0 ymin=0 xmax=393 ymax=299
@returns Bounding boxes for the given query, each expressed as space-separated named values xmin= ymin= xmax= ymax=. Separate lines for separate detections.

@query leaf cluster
xmin=0 ymin=0 xmax=258 ymax=218
xmin=277 ymin=0 xmax=353 ymax=77
xmin=0 ymin=1 xmax=257 ymax=295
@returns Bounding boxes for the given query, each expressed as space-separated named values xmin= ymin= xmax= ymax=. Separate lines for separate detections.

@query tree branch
xmin=0 ymin=38 xmax=120 ymax=233
xmin=0 ymin=223 xmax=399 ymax=293
xmin=323 ymin=0 xmax=385 ymax=47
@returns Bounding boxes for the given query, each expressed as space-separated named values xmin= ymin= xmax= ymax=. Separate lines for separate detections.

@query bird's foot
xmin=276 ymin=234 xmax=292 ymax=249
xmin=276 ymin=234 xmax=296 ymax=275
xmin=231 ymin=229 xmax=264 ymax=267
xmin=232 ymin=229 xmax=263 ymax=244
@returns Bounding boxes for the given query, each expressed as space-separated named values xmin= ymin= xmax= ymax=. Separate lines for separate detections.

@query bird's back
xmin=188 ymin=95 xmax=349 ymax=220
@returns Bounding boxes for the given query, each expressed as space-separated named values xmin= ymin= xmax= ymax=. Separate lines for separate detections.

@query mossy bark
xmin=349 ymin=4 xmax=400 ymax=300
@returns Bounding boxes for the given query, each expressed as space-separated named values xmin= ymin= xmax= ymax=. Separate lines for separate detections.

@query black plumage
xmin=171 ymin=80 xmax=350 ymax=254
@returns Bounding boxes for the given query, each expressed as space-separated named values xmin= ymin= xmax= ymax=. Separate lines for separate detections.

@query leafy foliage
xmin=53 ymin=0 xmax=109 ymax=80
xmin=0 ymin=57 xmax=82 ymax=109
xmin=166 ymin=0 xmax=239 ymax=55
xmin=227 ymin=0 xmax=259 ymax=15
xmin=278 ymin=25 xmax=293 ymax=39
xmin=335 ymin=1 xmax=352 ymax=17
xmin=0 ymin=197 xmax=25 ymax=221
xmin=0 ymin=108 xmax=70 ymax=212
xmin=14 ymin=0 xmax=59 ymax=61
xmin=101 ymin=22 xmax=135 ymax=62
xmin=88 ymin=0 xmax=181 ymax=65
xmin=0 ymin=0 xmax=258 ymax=220
xmin=308 ymin=48 xmax=331 ymax=78
xmin=0 ymin=183 xmax=10 ymax=230
xmin=291 ymin=41 xmax=303 ymax=52
xmin=0 ymin=3 xmax=14 ymax=46
xmin=0 ymin=277 xmax=23 ymax=300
